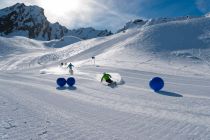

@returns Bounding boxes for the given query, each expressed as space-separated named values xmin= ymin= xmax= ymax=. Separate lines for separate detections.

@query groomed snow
xmin=1 ymin=16 xmax=210 ymax=139
xmin=1 ymin=66 xmax=210 ymax=140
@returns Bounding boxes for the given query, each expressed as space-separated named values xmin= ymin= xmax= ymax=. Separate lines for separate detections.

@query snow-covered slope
xmin=68 ymin=27 xmax=112 ymax=40
xmin=0 ymin=3 xmax=112 ymax=41
xmin=0 ymin=36 xmax=46 ymax=56
xmin=44 ymin=36 xmax=83 ymax=48
xmin=1 ymin=65 xmax=210 ymax=140
xmin=1 ymin=14 xmax=210 ymax=140
xmin=118 ymin=16 xmax=200 ymax=33
xmin=1 ymin=16 xmax=210 ymax=76
xmin=0 ymin=36 xmax=52 ymax=70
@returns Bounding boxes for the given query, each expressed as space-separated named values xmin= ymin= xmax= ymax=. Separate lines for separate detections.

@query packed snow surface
xmin=1 ymin=16 xmax=210 ymax=139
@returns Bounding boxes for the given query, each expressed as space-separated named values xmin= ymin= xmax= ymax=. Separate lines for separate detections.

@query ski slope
xmin=1 ymin=66 xmax=210 ymax=140
xmin=1 ymin=16 xmax=210 ymax=139
xmin=2 ymin=16 xmax=210 ymax=76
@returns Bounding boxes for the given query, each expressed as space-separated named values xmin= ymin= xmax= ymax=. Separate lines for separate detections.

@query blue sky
xmin=0 ymin=0 xmax=210 ymax=31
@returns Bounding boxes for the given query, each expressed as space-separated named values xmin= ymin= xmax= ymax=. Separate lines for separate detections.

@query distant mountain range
xmin=1 ymin=3 xmax=209 ymax=42
xmin=0 ymin=3 xmax=112 ymax=41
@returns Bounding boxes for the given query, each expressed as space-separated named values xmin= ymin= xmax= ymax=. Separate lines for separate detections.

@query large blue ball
xmin=149 ymin=77 xmax=164 ymax=92
xmin=66 ymin=77 xmax=76 ymax=87
xmin=57 ymin=78 xmax=66 ymax=87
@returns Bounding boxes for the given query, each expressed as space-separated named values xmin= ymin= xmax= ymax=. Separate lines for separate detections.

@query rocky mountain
xmin=0 ymin=3 xmax=112 ymax=41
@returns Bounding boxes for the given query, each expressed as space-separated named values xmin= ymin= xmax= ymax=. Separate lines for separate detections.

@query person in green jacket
xmin=101 ymin=72 xmax=113 ymax=84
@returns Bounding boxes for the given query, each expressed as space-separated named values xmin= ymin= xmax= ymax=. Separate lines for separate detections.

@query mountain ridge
xmin=117 ymin=15 xmax=202 ymax=33
xmin=0 ymin=3 xmax=112 ymax=41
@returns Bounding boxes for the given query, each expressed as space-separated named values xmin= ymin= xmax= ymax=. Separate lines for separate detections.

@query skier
xmin=101 ymin=72 xmax=115 ymax=85
xmin=92 ymin=56 xmax=95 ymax=65
xmin=67 ymin=63 xmax=74 ymax=75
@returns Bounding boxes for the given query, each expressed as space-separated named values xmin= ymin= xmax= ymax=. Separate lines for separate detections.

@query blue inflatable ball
xmin=149 ymin=77 xmax=164 ymax=92
xmin=57 ymin=78 xmax=66 ymax=87
xmin=66 ymin=77 xmax=76 ymax=87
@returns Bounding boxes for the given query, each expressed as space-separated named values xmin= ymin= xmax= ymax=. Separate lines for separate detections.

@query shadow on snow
xmin=156 ymin=91 xmax=183 ymax=97
xmin=56 ymin=86 xmax=77 ymax=91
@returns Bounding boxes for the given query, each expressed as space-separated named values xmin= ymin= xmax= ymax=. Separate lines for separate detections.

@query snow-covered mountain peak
xmin=1 ymin=3 xmax=45 ymax=20
xmin=0 ymin=3 xmax=112 ymax=42
xmin=8 ymin=3 xmax=25 ymax=10
xmin=0 ymin=3 xmax=67 ymax=40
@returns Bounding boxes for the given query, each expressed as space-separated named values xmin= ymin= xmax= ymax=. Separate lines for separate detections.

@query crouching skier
xmin=101 ymin=72 xmax=116 ymax=87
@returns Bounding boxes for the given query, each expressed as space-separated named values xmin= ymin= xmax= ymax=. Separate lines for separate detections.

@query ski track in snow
xmin=2 ymin=16 xmax=210 ymax=139
xmin=1 ymin=66 xmax=210 ymax=140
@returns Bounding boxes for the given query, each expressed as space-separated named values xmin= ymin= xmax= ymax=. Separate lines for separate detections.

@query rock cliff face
xmin=0 ymin=3 xmax=112 ymax=41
